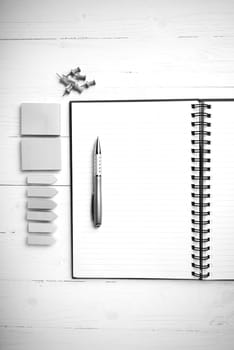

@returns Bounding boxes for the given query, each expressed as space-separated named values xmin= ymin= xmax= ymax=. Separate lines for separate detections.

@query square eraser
xmin=21 ymin=103 xmax=60 ymax=136
xmin=21 ymin=138 xmax=61 ymax=171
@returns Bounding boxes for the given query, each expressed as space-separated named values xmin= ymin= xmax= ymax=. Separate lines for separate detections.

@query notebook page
xmin=71 ymin=101 xmax=192 ymax=278
xmin=209 ymin=101 xmax=234 ymax=280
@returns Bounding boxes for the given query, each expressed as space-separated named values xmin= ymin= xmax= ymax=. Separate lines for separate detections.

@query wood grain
xmin=1 ymin=0 xmax=234 ymax=349
xmin=0 ymin=280 xmax=234 ymax=349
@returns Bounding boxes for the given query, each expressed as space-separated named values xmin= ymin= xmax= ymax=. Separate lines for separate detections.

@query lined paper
xmin=71 ymin=101 xmax=192 ymax=278
xmin=209 ymin=101 xmax=234 ymax=280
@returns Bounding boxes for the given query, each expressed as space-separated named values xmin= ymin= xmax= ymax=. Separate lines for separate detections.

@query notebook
xmin=70 ymin=99 xmax=234 ymax=280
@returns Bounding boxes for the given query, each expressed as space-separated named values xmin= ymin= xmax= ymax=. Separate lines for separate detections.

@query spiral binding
xmin=191 ymin=102 xmax=211 ymax=279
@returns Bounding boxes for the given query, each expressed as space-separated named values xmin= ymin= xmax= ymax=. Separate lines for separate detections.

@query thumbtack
xmin=57 ymin=67 xmax=96 ymax=96
xmin=57 ymin=73 xmax=84 ymax=94
xmin=81 ymin=80 xmax=96 ymax=89
xmin=63 ymin=83 xmax=73 ymax=96
xmin=65 ymin=67 xmax=81 ymax=77
xmin=72 ymin=82 xmax=84 ymax=94
xmin=72 ymin=73 xmax=86 ymax=81
xmin=56 ymin=73 xmax=71 ymax=86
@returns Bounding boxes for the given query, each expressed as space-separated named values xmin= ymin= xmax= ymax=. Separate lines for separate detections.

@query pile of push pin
xmin=57 ymin=67 xmax=96 ymax=96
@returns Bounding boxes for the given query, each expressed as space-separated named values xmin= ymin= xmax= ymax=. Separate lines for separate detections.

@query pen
xmin=92 ymin=137 xmax=102 ymax=227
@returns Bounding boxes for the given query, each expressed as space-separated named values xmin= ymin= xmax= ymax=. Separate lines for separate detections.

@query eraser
xmin=27 ymin=174 xmax=57 ymax=185
xmin=28 ymin=222 xmax=56 ymax=233
xmin=27 ymin=211 xmax=57 ymax=222
xmin=27 ymin=234 xmax=55 ymax=246
xmin=21 ymin=138 xmax=61 ymax=171
xmin=21 ymin=103 xmax=60 ymax=136
xmin=27 ymin=187 xmax=57 ymax=198
xmin=27 ymin=198 xmax=57 ymax=210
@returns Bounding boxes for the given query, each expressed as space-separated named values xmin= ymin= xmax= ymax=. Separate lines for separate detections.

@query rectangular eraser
xmin=27 ymin=234 xmax=55 ymax=246
xmin=27 ymin=211 xmax=57 ymax=222
xmin=27 ymin=174 xmax=57 ymax=185
xmin=28 ymin=222 xmax=56 ymax=233
xmin=27 ymin=187 xmax=57 ymax=198
xmin=21 ymin=138 xmax=61 ymax=171
xmin=21 ymin=103 xmax=60 ymax=136
xmin=27 ymin=198 xmax=57 ymax=210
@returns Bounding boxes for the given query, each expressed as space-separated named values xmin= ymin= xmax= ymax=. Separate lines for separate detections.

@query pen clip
xmin=91 ymin=193 xmax=94 ymax=221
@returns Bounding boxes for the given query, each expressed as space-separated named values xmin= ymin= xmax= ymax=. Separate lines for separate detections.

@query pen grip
xmin=94 ymin=176 xmax=102 ymax=227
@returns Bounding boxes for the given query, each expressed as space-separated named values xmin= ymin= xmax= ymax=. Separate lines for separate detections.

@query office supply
xmin=56 ymin=73 xmax=72 ymax=86
xmin=81 ymin=80 xmax=96 ymax=89
xmin=21 ymin=103 xmax=60 ymax=135
xmin=26 ymin=174 xmax=57 ymax=185
xmin=21 ymin=138 xmax=61 ymax=171
xmin=71 ymin=82 xmax=84 ymax=94
xmin=65 ymin=67 xmax=81 ymax=77
xmin=27 ymin=210 xmax=57 ymax=222
xmin=28 ymin=222 xmax=56 ymax=233
xmin=58 ymin=67 xmax=96 ymax=96
xmin=92 ymin=137 xmax=102 ymax=227
xmin=27 ymin=198 xmax=56 ymax=210
xmin=73 ymin=73 xmax=86 ymax=81
xmin=27 ymin=234 xmax=55 ymax=246
xmin=27 ymin=187 xmax=57 ymax=198
xmin=63 ymin=84 xmax=73 ymax=96
xmin=70 ymin=99 xmax=234 ymax=280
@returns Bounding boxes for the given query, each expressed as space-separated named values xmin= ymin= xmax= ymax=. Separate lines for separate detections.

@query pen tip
xmin=95 ymin=137 xmax=101 ymax=154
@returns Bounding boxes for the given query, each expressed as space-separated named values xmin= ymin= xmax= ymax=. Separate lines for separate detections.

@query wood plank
xmin=0 ymin=0 xmax=234 ymax=39
xmin=0 ymin=279 xmax=234 ymax=330
xmin=0 ymin=280 xmax=234 ymax=349
xmin=1 ymin=327 xmax=233 ymax=350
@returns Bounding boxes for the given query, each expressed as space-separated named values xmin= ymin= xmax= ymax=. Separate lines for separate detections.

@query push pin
xmin=82 ymin=80 xmax=96 ymax=89
xmin=56 ymin=73 xmax=71 ymax=86
xmin=65 ymin=67 xmax=81 ymax=77
xmin=72 ymin=73 xmax=86 ymax=81
xmin=72 ymin=81 xmax=84 ymax=94
xmin=57 ymin=67 xmax=96 ymax=96
xmin=63 ymin=83 xmax=73 ymax=96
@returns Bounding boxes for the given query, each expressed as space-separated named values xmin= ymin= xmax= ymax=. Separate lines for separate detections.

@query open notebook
xmin=70 ymin=99 xmax=234 ymax=280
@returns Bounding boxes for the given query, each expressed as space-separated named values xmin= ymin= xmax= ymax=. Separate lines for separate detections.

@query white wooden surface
xmin=1 ymin=0 xmax=234 ymax=349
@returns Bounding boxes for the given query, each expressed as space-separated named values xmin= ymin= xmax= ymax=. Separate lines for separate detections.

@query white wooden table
xmin=1 ymin=1 xmax=234 ymax=349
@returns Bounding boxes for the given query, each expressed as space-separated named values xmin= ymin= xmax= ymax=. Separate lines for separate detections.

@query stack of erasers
xmin=26 ymin=175 xmax=58 ymax=246
xmin=20 ymin=103 xmax=61 ymax=246
xmin=57 ymin=67 xmax=96 ymax=96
